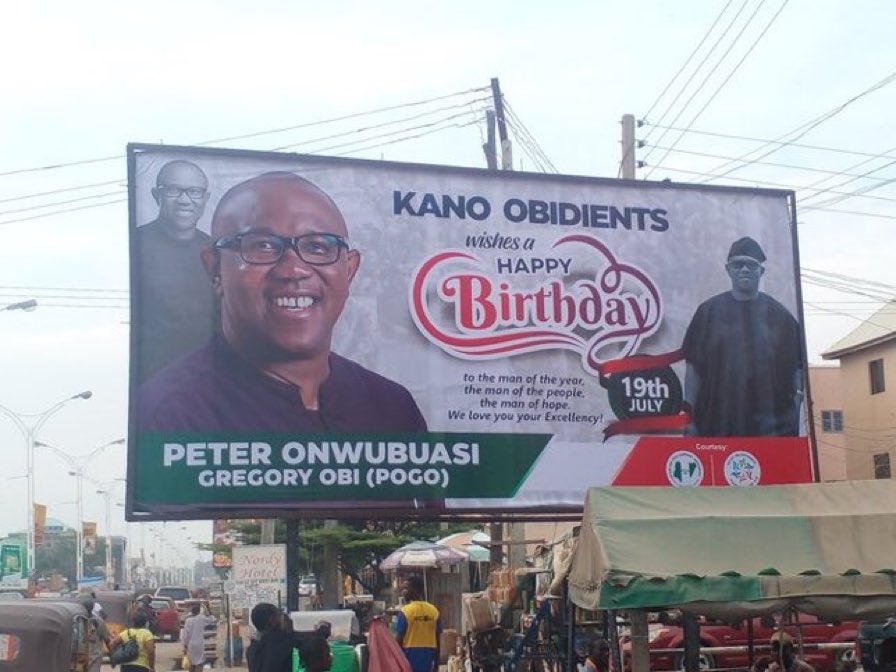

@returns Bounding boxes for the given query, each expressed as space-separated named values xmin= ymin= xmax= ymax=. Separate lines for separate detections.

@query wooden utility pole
xmin=490 ymin=77 xmax=513 ymax=170
xmin=483 ymin=110 xmax=498 ymax=169
xmin=621 ymin=114 xmax=637 ymax=179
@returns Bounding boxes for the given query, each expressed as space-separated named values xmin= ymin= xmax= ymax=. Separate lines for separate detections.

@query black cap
xmin=728 ymin=236 xmax=766 ymax=262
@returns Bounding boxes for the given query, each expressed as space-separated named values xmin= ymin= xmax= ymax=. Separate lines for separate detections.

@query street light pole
xmin=37 ymin=438 xmax=125 ymax=587
xmin=97 ymin=489 xmax=113 ymax=587
xmin=0 ymin=391 xmax=92 ymax=578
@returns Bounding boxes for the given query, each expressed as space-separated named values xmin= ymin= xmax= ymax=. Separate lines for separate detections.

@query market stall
xmin=567 ymin=479 xmax=896 ymax=672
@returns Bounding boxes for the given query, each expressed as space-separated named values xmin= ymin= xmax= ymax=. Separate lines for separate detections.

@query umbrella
xmin=380 ymin=541 xmax=467 ymax=601
xmin=380 ymin=541 xmax=467 ymax=571
xmin=437 ymin=530 xmax=491 ymax=563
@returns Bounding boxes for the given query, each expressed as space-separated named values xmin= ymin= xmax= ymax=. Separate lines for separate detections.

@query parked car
xmin=154 ymin=585 xmax=193 ymax=624
xmin=298 ymin=575 xmax=321 ymax=597
xmin=624 ymin=612 xmax=857 ymax=672
xmin=149 ymin=597 xmax=180 ymax=642
xmin=856 ymin=618 xmax=896 ymax=672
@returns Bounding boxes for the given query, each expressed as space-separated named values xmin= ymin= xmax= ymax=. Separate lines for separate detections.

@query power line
xmin=640 ymin=122 xmax=896 ymax=162
xmin=0 ymin=86 xmax=490 ymax=179
xmin=696 ymin=71 xmax=896 ymax=182
xmin=332 ymin=117 xmax=483 ymax=158
xmin=503 ymin=99 xmax=557 ymax=172
xmin=641 ymin=0 xmax=753 ymax=164
xmin=642 ymin=144 xmax=896 ymax=203
xmin=271 ymin=108 xmax=483 ymax=153
xmin=309 ymin=111 xmax=482 ymax=155
xmin=0 ymin=179 xmax=124 ymax=205
xmin=645 ymin=0 xmax=788 ymax=179
xmin=0 ymin=197 xmax=126 ymax=228
xmin=0 ymin=190 xmax=125 ymax=218
xmin=646 ymin=165 xmax=896 ymax=218
xmin=198 ymin=86 xmax=489 ymax=147
xmin=267 ymin=98 xmax=489 ymax=152
xmin=640 ymin=0 xmax=736 ymax=125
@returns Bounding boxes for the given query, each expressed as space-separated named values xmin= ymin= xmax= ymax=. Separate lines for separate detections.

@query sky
xmin=1 ymin=1 xmax=894 ymax=566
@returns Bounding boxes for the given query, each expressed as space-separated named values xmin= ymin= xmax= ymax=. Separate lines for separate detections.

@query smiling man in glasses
xmin=137 ymin=160 xmax=215 ymax=381
xmin=137 ymin=171 xmax=427 ymax=433
xmin=681 ymin=236 xmax=803 ymax=437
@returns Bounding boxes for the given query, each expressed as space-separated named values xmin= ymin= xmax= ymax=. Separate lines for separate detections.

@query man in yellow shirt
xmin=395 ymin=575 xmax=442 ymax=672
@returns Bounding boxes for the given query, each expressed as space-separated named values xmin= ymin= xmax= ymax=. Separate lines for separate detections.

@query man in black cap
xmin=682 ymin=236 xmax=803 ymax=437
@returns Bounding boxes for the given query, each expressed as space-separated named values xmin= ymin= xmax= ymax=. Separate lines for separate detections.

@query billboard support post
xmin=286 ymin=521 xmax=300 ymax=612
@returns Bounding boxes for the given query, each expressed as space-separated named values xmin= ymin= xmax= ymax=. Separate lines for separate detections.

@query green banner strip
xmin=134 ymin=432 xmax=550 ymax=507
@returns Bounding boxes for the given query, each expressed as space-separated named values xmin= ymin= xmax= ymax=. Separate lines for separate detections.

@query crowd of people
xmin=73 ymin=580 xmax=831 ymax=672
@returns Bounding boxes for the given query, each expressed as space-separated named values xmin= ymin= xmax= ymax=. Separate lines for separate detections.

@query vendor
xmin=768 ymin=632 xmax=815 ymax=672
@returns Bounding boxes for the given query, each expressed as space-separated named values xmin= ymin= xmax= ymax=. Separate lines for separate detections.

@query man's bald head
xmin=211 ymin=172 xmax=347 ymax=239
xmin=200 ymin=170 xmax=360 ymax=366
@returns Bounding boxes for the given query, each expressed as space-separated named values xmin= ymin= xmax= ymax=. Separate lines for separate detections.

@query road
xmin=101 ymin=637 xmax=246 ymax=671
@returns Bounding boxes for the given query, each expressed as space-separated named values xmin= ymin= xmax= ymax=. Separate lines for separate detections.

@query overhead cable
xmin=640 ymin=0 xmax=736 ymax=129
xmin=0 ymin=86 xmax=489 ymax=179
xmin=695 ymin=71 xmax=896 ymax=182
xmin=640 ymin=0 xmax=753 ymax=165
xmin=645 ymin=0 xmax=788 ymax=179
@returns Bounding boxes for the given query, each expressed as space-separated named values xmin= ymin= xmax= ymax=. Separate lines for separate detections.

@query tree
xmin=202 ymin=520 xmax=473 ymax=597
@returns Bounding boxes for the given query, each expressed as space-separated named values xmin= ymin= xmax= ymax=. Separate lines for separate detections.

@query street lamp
xmin=95 ymin=480 xmax=125 ymax=587
xmin=0 ymin=391 xmax=92 ymax=576
xmin=1 ymin=299 xmax=38 ymax=312
xmin=35 ymin=438 xmax=125 ymax=586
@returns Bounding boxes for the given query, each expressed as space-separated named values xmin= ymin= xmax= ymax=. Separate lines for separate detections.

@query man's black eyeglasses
xmin=214 ymin=232 xmax=350 ymax=266
xmin=158 ymin=185 xmax=207 ymax=200
xmin=728 ymin=259 xmax=762 ymax=271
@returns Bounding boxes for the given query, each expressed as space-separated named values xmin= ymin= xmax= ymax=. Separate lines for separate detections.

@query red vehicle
xmin=149 ymin=597 xmax=181 ymax=642
xmin=624 ymin=613 xmax=857 ymax=672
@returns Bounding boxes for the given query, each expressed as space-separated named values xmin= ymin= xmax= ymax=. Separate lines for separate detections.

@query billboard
xmin=82 ymin=522 xmax=97 ymax=555
xmin=0 ymin=544 xmax=25 ymax=590
xmin=127 ymin=144 xmax=811 ymax=521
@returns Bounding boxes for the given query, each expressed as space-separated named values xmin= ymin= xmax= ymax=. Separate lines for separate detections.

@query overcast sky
xmin=1 ymin=1 xmax=894 ymax=563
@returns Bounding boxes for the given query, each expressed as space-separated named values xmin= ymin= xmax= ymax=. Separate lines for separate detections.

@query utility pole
xmin=621 ymin=114 xmax=637 ymax=179
xmin=490 ymin=77 xmax=513 ymax=170
xmin=482 ymin=110 xmax=498 ymax=169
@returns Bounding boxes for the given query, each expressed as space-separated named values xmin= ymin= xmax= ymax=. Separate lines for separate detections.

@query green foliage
xmin=214 ymin=519 xmax=475 ymax=595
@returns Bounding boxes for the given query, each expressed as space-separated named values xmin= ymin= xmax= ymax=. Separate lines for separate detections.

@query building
xmin=822 ymin=301 xmax=896 ymax=480
xmin=808 ymin=365 xmax=847 ymax=482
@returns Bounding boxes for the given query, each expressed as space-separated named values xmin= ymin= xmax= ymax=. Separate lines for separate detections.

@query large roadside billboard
xmin=126 ymin=143 xmax=812 ymax=521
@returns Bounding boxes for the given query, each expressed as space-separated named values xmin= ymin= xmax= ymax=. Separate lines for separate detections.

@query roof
xmin=568 ymin=480 xmax=896 ymax=619
xmin=822 ymin=300 xmax=896 ymax=359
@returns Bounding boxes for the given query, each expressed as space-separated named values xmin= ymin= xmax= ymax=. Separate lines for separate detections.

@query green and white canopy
xmin=568 ymin=480 xmax=896 ymax=620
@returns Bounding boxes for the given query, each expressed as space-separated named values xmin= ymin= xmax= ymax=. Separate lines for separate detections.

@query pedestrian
xmin=182 ymin=602 xmax=210 ymax=672
xmin=109 ymin=609 xmax=156 ymax=672
xmin=79 ymin=594 xmax=111 ymax=672
xmin=395 ymin=575 xmax=442 ymax=672
xmin=247 ymin=602 xmax=320 ymax=672
xmin=584 ymin=638 xmax=610 ymax=672
xmin=298 ymin=636 xmax=333 ymax=672
xmin=768 ymin=632 xmax=815 ymax=672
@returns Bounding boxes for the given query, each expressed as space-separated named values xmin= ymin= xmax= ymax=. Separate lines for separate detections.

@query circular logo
xmin=724 ymin=451 xmax=761 ymax=486
xmin=666 ymin=451 xmax=704 ymax=487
